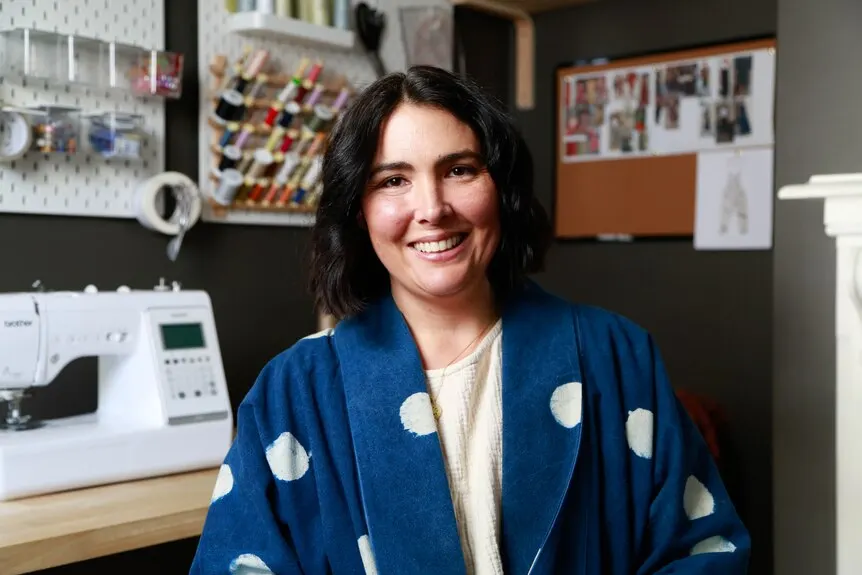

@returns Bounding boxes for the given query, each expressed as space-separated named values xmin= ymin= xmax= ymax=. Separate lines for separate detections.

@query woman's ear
xmin=357 ymin=209 xmax=367 ymax=229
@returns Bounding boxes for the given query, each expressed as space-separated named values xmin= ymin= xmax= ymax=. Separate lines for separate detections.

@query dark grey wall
xmin=772 ymin=0 xmax=862 ymax=573
xmin=18 ymin=1 xmax=786 ymax=574
xmin=509 ymin=1 xmax=777 ymax=574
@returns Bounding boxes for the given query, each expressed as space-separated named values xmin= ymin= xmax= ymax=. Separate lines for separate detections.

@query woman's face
xmin=361 ymin=103 xmax=500 ymax=304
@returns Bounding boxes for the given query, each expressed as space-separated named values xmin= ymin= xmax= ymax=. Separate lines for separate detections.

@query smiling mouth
xmin=410 ymin=233 xmax=467 ymax=254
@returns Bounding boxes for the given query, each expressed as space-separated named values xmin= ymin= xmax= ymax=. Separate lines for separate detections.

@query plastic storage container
xmin=87 ymin=112 xmax=146 ymax=159
xmin=28 ymin=106 xmax=81 ymax=154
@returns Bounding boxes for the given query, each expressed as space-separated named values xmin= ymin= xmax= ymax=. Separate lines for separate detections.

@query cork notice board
xmin=555 ymin=38 xmax=776 ymax=239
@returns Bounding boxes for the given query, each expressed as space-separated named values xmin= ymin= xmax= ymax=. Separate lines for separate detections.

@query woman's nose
xmin=414 ymin=180 xmax=452 ymax=224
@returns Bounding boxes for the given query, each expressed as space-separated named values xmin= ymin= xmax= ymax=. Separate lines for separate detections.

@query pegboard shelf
xmin=0 ymin=1 xmax=166 ymax=220
xmin=0 ymin=27 xmax=183 ymax=99
xmin=199 ymin=0 xmax=377 ymax=227
xmin=204 ymin=200 xmax=316 ymax=227
xmin=227 ymin=12 xmax=354 ymax=50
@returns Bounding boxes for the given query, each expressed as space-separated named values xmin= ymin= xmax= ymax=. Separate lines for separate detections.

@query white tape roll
xmin=0 ymin=111 xmax=32 ymax=161
xmin=134 ymin=171 xmax=202 ymax=236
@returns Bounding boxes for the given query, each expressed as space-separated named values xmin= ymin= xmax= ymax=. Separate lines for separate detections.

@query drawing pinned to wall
xmin=694 ymin=147 xmax=773 ymax=250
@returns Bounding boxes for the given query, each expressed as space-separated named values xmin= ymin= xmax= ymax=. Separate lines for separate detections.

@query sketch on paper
xmin=694 ymin=148 xmax=773 ymax=250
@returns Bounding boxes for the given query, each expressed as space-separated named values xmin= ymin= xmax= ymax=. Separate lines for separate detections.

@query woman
xmin=191 ymin=66 xmax=750 ymax=574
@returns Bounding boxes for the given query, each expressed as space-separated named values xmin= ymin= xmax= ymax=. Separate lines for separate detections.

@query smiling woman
xmin=189 ymin=66 xmax=751 ymax=575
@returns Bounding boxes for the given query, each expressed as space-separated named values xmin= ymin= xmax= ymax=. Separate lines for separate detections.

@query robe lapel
xmin=499 ymin=282 xmax=584 ymax=574
xmin=334 ymin=296 xmax=466 ymax=575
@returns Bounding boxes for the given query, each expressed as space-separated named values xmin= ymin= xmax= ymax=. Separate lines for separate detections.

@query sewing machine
xmin=0 ymin=280 xmax=233 ymax=501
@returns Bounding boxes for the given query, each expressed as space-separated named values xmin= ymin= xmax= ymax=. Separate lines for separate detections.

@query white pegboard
xmin=197 ymin=0 xmax=378 ymax=227
xmin=0 ymin=0 xmax=166 ymax=218
xmin=196 ymin=0 xmax=452 ymax=227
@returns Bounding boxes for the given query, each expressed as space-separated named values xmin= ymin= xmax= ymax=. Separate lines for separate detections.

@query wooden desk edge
xmin=3 ymin=507 xmax=209 ymax=575
xmin=0 ymin=469 xmax=218 ymax=575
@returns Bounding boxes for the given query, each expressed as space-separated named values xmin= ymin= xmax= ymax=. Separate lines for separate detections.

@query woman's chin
xmin=409 ymin=273 xmax=485 ymax=301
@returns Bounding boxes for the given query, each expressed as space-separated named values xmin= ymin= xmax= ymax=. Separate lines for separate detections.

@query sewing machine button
xmin=116 ymin=285 xmax=130 ymax=293
xmin=106 ymin=331 xmax=127 ymax=343
xmin=84 ymin=284 xmax=98 ymax=293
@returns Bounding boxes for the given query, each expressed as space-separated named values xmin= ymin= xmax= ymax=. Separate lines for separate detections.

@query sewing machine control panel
xmin=160 ymin=334 xmax=219 ymax=401
xmin=147 ymin=307 xmax=228 ymax=421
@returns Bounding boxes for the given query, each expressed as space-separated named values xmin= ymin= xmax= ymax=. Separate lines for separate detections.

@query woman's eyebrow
xmin=368 ymin=150 xmax=483 ymax=178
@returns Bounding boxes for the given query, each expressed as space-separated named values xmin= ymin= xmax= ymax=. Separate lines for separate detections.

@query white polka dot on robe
xmin=230 ymin=553 xmax=274 ymax=574
xmin=211 ymin=463 xmax=234 ymax=503
xmin=399 ymin=392 xmax=437 ymax=436
xmin=358 ymin=534 xmax=378 ymax=575
xmin=683 ymin=475 xmax=715 ymax=520
xmin=550 ymin=382 xmax=582 ymax=428
xmin=266 ymin=432 xmax=311 ymax=482
xmin=625 ymin=408 xmax=654 ymax=459
xmin=690 ymin=535 xmax=737 ymax=555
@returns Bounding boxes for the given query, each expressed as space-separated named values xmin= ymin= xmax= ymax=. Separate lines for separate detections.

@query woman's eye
xmin=450 ymin=165 xmax=474 ymax=177
xmin=383 ymin=176 xmax=404 ymax=187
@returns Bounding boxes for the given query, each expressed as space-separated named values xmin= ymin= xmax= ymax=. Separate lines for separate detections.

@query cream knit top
xmin=425 ymin=319 xmax=504 ymax=575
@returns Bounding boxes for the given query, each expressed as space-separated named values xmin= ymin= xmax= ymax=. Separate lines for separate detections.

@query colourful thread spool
xmin=212 ymin=168 xmax=244 ymax=205
xmin=213 ymin=90 xmax=244 ymax=125
xmin=217 ymin=145 xmax=242 ymax=172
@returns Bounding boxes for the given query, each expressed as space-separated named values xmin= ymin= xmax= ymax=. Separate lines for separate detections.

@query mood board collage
xmin=559 ymin=48 xmax=774 ymax=163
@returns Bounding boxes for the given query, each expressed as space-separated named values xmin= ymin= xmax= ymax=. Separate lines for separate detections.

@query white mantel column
xmin=778 ymin=173 xmax=862 ymax=575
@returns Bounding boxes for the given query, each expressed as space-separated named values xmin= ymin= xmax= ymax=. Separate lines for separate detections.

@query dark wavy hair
xmin=309 ymin=65 xmax=551 ymax=319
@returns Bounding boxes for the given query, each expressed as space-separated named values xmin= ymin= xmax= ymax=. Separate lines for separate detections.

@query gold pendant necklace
xmin=430 ymin=320 xmax=495 ymax=420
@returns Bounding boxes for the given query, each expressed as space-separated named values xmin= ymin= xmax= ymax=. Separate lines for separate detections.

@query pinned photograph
xmin=715 ymin=100 xmax=735 ymax=143
xmin=735 ymin=99 xmax=751 ymax=135
xmin=577 ymin=76 xmax=608 ymax=106
xmin=697 ymin=61 xmax=710 ymax=96
xmin=613 ymin=73 xmax=627 ymax=99
xmin=719 ymin=59 xmax=731 ymax=98
xmin=733 ymin=55 xmax=753 ymax=96
xmin=638 ymin=130 xmax=648 ymax=152
xmin=635 ymin=106 xmax=649 ymax=151
xmin=562 ymin=100 xmax=601 ymax=159
xmin=591 ymin=104 xmax=605 ymax=127
xmin=639 ymin=72 xmax=650 ymax=106
xmin=609 ymin=111 xmax=629 ymax=151
xmin=700 ymin=101 xmax=713 ymax=136
xmin=664 ymin=96 xmax=680 ymax=129
xmin=664 ymin=63 xmax=698 ymax=97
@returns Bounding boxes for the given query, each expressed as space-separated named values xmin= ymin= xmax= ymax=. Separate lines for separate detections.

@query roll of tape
xmin=0 ymin=111 xmax=32 ymax=161
xmin=135 ymin=172 xmax=202 ymax=235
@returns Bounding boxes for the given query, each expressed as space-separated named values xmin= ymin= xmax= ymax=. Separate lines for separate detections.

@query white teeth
xmin=413 ymin=235 xmax=464 ymax=254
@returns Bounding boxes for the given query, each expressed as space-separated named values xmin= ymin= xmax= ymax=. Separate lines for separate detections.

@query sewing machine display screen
xmin=160 ymin=322 xmax=206 ymax=350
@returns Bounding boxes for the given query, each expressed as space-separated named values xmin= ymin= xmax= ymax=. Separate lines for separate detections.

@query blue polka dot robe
xmin=190 ymin=281 xmax=750 ymax=574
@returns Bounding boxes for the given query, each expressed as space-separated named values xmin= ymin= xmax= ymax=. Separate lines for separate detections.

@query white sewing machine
xmin=0 ymin=280 xmax=234 ymax=501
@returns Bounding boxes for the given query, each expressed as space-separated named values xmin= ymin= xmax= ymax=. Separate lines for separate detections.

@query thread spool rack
xmin=203 ymin=49 xmax=353 ymax=226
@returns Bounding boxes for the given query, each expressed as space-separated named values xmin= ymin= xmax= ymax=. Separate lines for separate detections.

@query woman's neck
xmin=393 ymin=280 xmax=499 ymax=370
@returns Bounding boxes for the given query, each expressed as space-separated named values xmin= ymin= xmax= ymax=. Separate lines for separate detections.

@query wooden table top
xmin=0 ymin=467 xmax=219 ymax=575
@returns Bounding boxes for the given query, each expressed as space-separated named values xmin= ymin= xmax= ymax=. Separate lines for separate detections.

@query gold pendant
xmin=432 ymin=403 xmax=442 ymax=420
